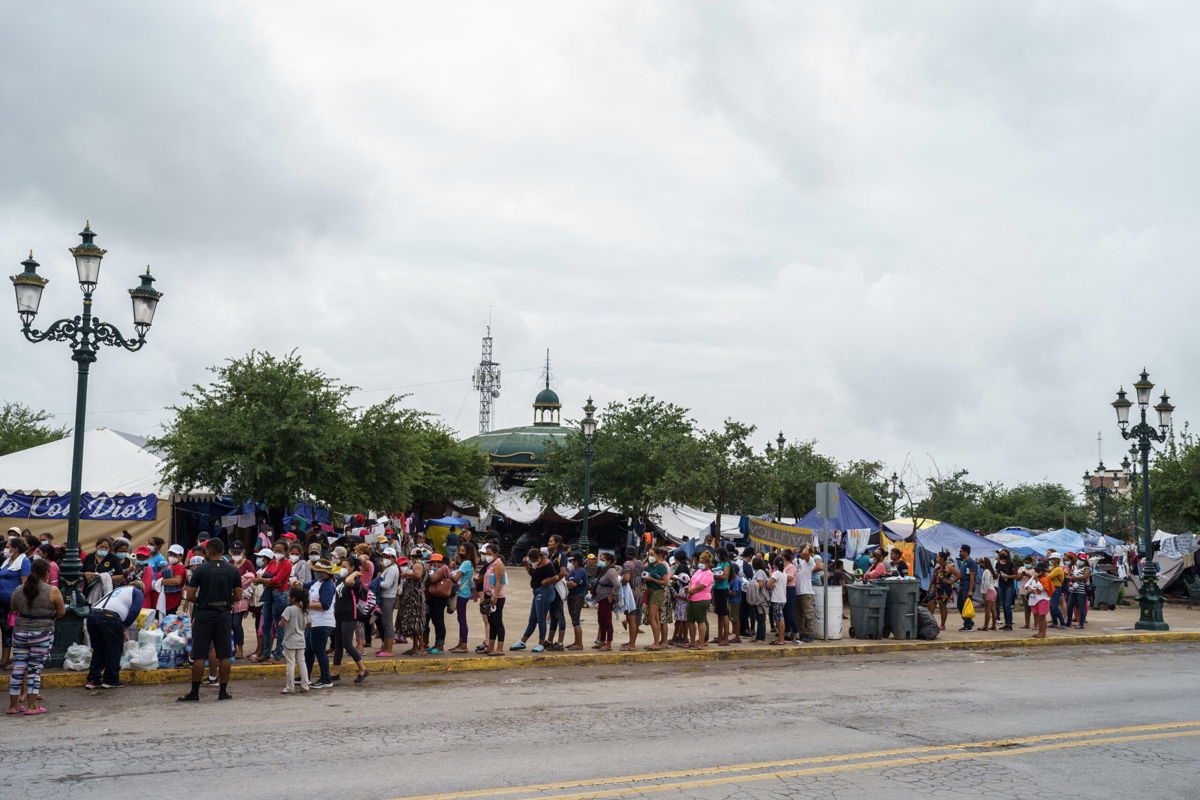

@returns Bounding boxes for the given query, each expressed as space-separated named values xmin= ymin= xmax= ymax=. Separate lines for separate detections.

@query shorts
xmin=728 ymin=596 xmax=740 ymax=623
xmin=712 ymin=588 xmax=729 ymax=617
xmin=686 ymin=600 xmax=710 ymax=624
xmin=191 ymin=616 xmax=233 ymax=660
xmin=984 ymin=588 xmax=997 ymax=602
xmin=770 ymin=602 xmax=784 ymax=622
xmin=1033 ymin=600 xmax=1050 ymax=616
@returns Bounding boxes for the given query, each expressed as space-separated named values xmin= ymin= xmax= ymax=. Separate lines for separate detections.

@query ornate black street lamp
xmin=886 ymin=471 xmax=905 ymax=520
xmin=1083 ymin=463 xmax=1116 ymax=535
xmin=1111 ymin=370 xmax=1174 ymax=631
xmin=578 ymin=397 xmax=596 ymax=555
xmin=773 ymin=431 xmax=786 ymax=519
xmin=10 ymin=224 xmax=162 ymax=664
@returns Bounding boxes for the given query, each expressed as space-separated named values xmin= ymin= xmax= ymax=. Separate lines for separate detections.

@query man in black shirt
xmin=177 ymin=539 xmax=242 ymax=702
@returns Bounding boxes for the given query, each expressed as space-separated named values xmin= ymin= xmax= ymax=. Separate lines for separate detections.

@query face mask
xmin=382 ymin=559 xmax=393 ymax=567
xmin=647 ymin=556 xmax=657 ymax=564
xmin=309 ymin=554 xmax=319 ymax=562
xmin=339 ymin=567 xmax=348 ymax=577
xmin=288 ymin=554 xmax=300 ymax=564
xmin=273 ymin=552 xmax=285 ymax=561
xmin=115 ymin=553 xmax=128 ymax=561
xmin=136 ymin=558 xmax=148 ymax=566
xmin=169 ymin=556 xmax=180 ymax=565
xmin=32 ymin=553 xmax=43 ymax=561
xmin=96 ymin=550 xmax=109 ymax=559
xmin=256 ymin=557 xmax=267 ymax=567
xmin=230 ymin=554 xmax=243 ymax=563
xmin=483 ymin=555 xmax=494 ymax=564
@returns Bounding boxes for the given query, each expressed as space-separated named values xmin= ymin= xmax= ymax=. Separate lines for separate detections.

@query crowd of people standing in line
xmin=0 ymin=521 xmax=1135 ymax=711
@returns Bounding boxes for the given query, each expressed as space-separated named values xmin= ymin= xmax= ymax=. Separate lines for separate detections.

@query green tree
xmin=1147 ymin=424 xmax=1200 ymax=533
xmin=151 ymin=351 xmax=485 ymax=516
xmin=766 ymin=440 xmax=839 ymax=520
xmin=0 ymin=401 xmax=69 ymax=456
xmin=528 ymin=395 xmax=696 ymax=523
xmin=671 ymin=419 xmax=765 ymax=537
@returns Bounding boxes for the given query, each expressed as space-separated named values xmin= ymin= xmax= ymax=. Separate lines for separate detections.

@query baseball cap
xmin=168 ymin=544 xmax=185 ymax=555
xmin=189 ymin=555 xmax=205 ymax=566
xmin=429 ymin=553 xmax=444 ymax=562
xmin=383 ymin=547 xmax=397 ymax=557
xmin=586 ymin=553 xmax=596 ymax=559
xmin=230 ymin=541 xmax=244 ymax=552
xmin=135 ymin=546 xmax=152 ymax=557
xmin=255 ymin=548 xmax=274 ymax=558
xmin=308 ymin=542 xmax=322 ymax=553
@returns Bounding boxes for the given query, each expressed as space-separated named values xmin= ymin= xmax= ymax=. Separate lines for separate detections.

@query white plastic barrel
xmin=812 ymin=585 xmax=844 ymax=640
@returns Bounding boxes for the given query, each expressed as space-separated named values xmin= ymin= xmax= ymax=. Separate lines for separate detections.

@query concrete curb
xmin=37 ymin=631 xmax=1200 ymax=689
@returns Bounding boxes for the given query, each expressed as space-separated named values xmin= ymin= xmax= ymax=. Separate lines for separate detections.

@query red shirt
xmin=261 ymin=558 xmax=292 ymax=591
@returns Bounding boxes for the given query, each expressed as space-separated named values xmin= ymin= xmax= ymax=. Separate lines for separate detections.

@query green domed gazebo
xmin=463 ymin=376 xmax=568 ymax=471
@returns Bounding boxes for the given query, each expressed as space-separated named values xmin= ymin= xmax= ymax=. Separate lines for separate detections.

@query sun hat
xmin=311 ymin=558 xmax=336 ymax=574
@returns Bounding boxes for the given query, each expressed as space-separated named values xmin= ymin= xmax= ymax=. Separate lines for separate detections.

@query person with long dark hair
xmin=8 ymin=559 xmax=64 ymax=714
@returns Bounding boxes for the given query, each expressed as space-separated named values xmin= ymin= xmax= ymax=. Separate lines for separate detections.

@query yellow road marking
xmin=389 ymin=720 xmax=1200 ymax=800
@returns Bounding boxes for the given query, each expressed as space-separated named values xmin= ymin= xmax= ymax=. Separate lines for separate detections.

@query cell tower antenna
xmin=472 ymin=320 xmax=501 ymax=433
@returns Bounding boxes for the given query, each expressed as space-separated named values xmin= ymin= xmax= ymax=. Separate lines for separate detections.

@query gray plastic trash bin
xmin=876 ymin=578 xmax=920 ymax=639
xmin=1091 ymin=572 xmax=1123 ymax=610
xmin=847 ymin=583 xmax=888 ymax=639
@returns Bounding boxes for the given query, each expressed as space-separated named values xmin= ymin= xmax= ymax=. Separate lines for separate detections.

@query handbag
xmin=428 ymin=566 xmax=454 ymax=599
xmin=554 ymin=577 xmax=568 ymax=600
xmin=962 ymin=597 xmax=976 ymax=619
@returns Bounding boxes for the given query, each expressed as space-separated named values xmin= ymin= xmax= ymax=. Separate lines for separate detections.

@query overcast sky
xmin=2 ymin=2 xmax=1196 ymax=501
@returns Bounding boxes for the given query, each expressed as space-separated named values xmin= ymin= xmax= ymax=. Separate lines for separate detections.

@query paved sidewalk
xmin=35 ymin=580 xmax=1200 ymax=689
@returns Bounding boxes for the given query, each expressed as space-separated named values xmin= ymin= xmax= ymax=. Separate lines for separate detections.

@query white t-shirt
xmin=795 ymin=557 xmax=821 ymax=596
xmin=769 ymin=570 xmax=787 ymax=603
xmin=379 ymin=563 xmax=400 ymax=599
xmin=308 ymin=579 xmax=335 ymax=628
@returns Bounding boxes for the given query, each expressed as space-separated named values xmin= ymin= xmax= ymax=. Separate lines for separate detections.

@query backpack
xmin=744 ymin=575 xmax=765 ymax=607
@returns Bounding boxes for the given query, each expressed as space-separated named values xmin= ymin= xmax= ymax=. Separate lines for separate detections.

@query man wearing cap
xmin=957 ymin=545 xmax=978 ymax=632
xmin=178 ymin=539 xmax=241 ymax=702
xmin=303 ymin=558 xmax=337 ymax=688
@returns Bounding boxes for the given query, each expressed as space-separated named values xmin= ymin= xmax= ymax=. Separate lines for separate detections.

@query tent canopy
xmin=911 ymin=523 xmax=1005 ymax=589
xmin=795 ymin=493 xmax=896 ymax=539
xmin=0 ymin=427 xmax=178 ymax=497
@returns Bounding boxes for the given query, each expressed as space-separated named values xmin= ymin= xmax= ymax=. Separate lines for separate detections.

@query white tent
xmin=0 ymin=428 xmax=199 ymax=547
xmin=654 ymin=505 xmax=746 ymax=542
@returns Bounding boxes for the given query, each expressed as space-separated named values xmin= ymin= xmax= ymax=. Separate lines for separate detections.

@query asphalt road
xmin=2 ymin=643 xmax=1197 ymax=800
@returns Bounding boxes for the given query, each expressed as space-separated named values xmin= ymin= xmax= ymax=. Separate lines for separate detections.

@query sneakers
xmin=84 ymin=682 xmax=100 ymax=690
xmin=310 ymin=681 xmax=332 ymax=690
xmin=426 ymin=647 xmax=444 ymax=655
xmin=509 ymin=642 xmax=527 ymax=651
xmin=176 ymin=694 xmax=200 ymax=703
xmin=353 ymin=670 xmax=369 ymax=684
xmin=202 ymin=676 xmax=219 ymax=687
xmin=545 ymin=642 xmax=564 ymax=652
xmin=101 ymin=682 xmax=126 ymax=689
xmin=531 ymin=644 xmax=545 ymax=653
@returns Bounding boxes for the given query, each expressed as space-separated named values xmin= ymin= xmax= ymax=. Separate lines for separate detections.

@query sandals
xmin=23 ymin=706 xmax=46 ymax=716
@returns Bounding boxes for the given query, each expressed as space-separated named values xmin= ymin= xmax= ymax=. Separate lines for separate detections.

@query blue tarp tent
xmin=425 ymin=516 xmax=471 ymax=528
xmin=792 ymin=491 xmax=900 ymax=556
xmin=913 ymin=523 xmax=1006 ymax=589
xmin=1009 ymin=528 xmax=1085 ymax=557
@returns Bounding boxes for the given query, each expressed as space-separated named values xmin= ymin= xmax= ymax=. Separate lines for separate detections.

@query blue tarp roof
xmin=1009 ymin=528 xmax=1085 ymax=556
xmin=994 ymin=526 xmax=1037 ymax=538
xmin=794 ymin=491 xmax=896 ymax=539
xmin=912 ymin=523 xmax=1006 ymax=589
xmin=425 ymin=516 xmax=471 ymax=528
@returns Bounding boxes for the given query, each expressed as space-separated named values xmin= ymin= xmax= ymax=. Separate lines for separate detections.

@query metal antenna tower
xmin=472 ymin=320 xmax=501 ymax=433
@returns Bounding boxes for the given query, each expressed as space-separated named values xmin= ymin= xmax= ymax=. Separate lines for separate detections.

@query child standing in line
xmin=280 ymin=585 xmax=311 ymax=694
xmin=1022 ymin=563 xmax=1053 ymax=640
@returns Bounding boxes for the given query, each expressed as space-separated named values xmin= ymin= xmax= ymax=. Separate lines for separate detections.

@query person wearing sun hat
xmin=304 ymin=558 xmax=337 ymax=688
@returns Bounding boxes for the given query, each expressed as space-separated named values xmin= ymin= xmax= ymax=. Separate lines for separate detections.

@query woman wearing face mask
xmin=251 ymin=544 xmax=292 ymax=664
xmin=480 ymin=544 xmax=507 ymax=655
xmin=397 ymin=548 xmax=427 ymax=656
xmin=374 ymin=547 xmax=400 ymax=657
xmin=1 ymin=538 xmax=33 ymax=670
xmin=448 ymin=542 xmax=477 ymax=653
xmin=288 ymin=544 xmax=312 ymax=587
xmin=592 ymin=553 xmax=620 ymax=651
xmin=331 ymin=556 xmax=369 ymax=683
xmin=33 ymin=544 xmax=59 ymax=588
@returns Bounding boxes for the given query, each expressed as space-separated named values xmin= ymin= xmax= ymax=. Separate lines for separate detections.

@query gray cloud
xmin=1 ymin=1 xmax=1196 ymax=503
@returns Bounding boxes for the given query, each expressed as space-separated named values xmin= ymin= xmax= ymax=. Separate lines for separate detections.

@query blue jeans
xmin=998 ymin=583 xmax=1016 ymax=627
xmin=752 ymin=605 xmax=767 ymax=641
xmin=522 ymin=586 xmax=555 ymax=642
xmin=1065 ymin=591 xmax=1088 ymax=626
xmin=304 ymin=625 xmax=332 ymax=683
xmin=261 ymin=589 xmax=287 ymax=659
xmin=783 ymin=586 xmax=799 ymax=638
xmin=1049 ymin=587 xmax=1065 ymax=626
xmin=547 ymin=594 xmax=566 ymax=638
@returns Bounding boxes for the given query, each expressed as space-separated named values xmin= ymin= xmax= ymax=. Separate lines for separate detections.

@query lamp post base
xmin=47 ymin=612 xmax=86 ymax=669
xmin=1133 ymin=562 xmax=1169 ymax=632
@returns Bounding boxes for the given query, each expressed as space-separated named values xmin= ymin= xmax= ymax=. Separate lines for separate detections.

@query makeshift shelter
xmin=741 ymin=491 xmax=892 ymax=557
xmin=882 ymin=518 xmax=939 ymax=541
xmin=911 ymin=523 xmax=1005 ymax=589
xmin=0 ymin=428 xmax=211 ymax=549
xmin=1008 ymin=528 xmax=1086 ymax=557
xmin=423 ymin=515 xmax=473 ymax=554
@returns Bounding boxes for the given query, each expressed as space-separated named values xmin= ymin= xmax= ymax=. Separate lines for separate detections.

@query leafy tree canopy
xmin=0 ymin=401 xmax=69 ymax=457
